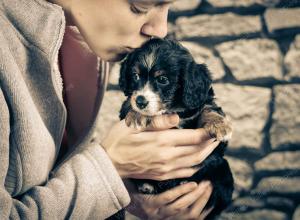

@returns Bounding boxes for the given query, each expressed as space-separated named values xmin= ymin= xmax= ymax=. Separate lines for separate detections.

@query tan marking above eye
xmin=133 ymin=66 xmax=140 ymax=74
xmin=154 ymin=70 xmax=165 ymax=77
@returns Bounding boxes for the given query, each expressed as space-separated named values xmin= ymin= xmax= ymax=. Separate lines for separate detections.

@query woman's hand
xmin=101 ymin=114 xmax=219 ymax=180
xmin=124 ymin=179 xmax=213 ymax=220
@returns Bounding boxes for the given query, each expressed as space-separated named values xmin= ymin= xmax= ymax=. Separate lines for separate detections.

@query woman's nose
xmin=141 ymin=6 xmax=169 ymax=38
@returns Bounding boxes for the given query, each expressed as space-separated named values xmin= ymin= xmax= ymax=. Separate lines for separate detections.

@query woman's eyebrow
xmin=129 ymin=0 xmax=174 ymax=5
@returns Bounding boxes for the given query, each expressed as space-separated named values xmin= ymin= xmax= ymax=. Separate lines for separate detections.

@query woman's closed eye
xmin=129 ymin=1 xmax=173 ymax=16
xmin=130 ymin=4 xmax=150 ymax=15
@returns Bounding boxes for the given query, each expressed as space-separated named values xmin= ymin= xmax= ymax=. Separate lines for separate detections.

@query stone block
xmin=226 ymin=156 xmax=254 ymax=192
xmin=220 ymin=209 xmax=288 ymax=220
xmin=214 ymin=84 xmax=271 ymax=150
xmin=270 ymin=84 xmax=300 ymax=149
xmin=255 ymin=177 xmax=300 ymax=194
xmin=170 ymin=0 xmax=201 ymax=12
xmin=207 ymin=0 xmax=280 ymax=7
xmin=216 ymin=39 xmax=283 ymax=81
xmin=175 ymin=13 xmax=261 ymax=39
xmin=265 ymin=8 xmax=300 ymax=34
xmin=255 ymin=151 xmax=300 ymax=172
xmin=181 ymin=41 xmax=225 ymax=80
xmin=284 ymin=34 xmax=300 ymax=80
xmin=92 ymin=91 xmax=126 ymax=141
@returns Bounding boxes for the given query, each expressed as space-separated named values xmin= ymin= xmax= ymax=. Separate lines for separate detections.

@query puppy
xmin=118 ymin=38 xmax=234 ymax=219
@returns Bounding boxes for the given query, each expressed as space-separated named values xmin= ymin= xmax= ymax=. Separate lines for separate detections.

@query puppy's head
xmin=119 ymin=38 xmax=212 ymax=116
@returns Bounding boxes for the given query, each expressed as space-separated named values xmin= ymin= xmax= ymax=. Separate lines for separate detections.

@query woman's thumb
xmin=147 ymin=114 xmax=179 ymax=131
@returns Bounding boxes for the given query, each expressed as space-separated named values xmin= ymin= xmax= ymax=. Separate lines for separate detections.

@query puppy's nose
xmin=136 ymin=95 xmax=149 ymax=109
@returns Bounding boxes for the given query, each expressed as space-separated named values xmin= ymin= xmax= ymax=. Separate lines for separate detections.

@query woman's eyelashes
xmin=129 ymin=2 xmax=171 ymax=15
xmin=130 ymin=4 xmax=149 ymax=15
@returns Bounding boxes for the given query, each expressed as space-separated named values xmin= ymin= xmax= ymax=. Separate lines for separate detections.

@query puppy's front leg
xmin=125 ymin=110 xmax=152 ymax=131
xmin=198 ymin=105 xmax=233 ymax=142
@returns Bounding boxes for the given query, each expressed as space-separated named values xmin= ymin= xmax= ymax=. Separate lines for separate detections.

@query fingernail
xmin=169 ymin=114 xmax=179 ymax=126
xmin=205 ymin=138 xmax=216 ymax=145
xmin=199 ymin=181 xmax=211 ymax=189
xmin=210 ymin=139 xmax=218 ymax=146
xmin=188 ymin=182 xmax=198 ymax=190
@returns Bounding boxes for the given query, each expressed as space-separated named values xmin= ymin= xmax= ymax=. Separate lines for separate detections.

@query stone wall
xmin=94 ymin=0 xmax=300 ymax=219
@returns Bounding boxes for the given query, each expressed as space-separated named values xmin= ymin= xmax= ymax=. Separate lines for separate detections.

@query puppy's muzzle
xmin=136 ymin=95 xmax=149 ymax=109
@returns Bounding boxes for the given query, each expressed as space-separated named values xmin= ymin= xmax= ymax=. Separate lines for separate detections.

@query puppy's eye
xmin=156 ymin=75 xmax=169 ymax=85
xmin=133 ymin=73 xmax=140 ymax=82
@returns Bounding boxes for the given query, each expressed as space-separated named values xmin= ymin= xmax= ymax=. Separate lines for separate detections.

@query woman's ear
xmin=183 ymin=63 xmax=212 ymax=109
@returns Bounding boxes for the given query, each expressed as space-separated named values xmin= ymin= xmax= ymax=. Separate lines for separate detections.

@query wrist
xmin=102 ymin=146 xmax=128 ymax=178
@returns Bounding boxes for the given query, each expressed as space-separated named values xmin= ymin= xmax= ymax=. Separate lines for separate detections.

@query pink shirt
xmin=59 ymin=26 xmax=109 ymax=151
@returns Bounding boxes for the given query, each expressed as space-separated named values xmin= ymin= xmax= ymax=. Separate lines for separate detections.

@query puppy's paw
xmin=203 ymin=114 xmax=233 ymax=142
xmin=125 ymin=110 xmax=151 ymax=131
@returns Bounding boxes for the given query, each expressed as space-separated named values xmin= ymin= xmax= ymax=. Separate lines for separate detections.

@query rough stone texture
xmin=255 ymin=151 xmax=300 ymax=172
xmin=270 ymin=84 xmax=300 ymax=149
xmin=220 ymin=209 xmax=288 ymax=220
xmin=255 ymin=177 xmax=300 ymax=194
xmin=213 ymin=84 xmax=271 ymax=150
xmin=207 ymin=0 xmax=280 ymax=8
xmin=180 ymin=41 xmax=225 ymax=80
xmin=216 ymin=39 xmax=283 ymax=81
xmin=265 ymin=8 xmax=300 ymax=34
xmin=229 ymin=196 xmax=294 ymax=212
xmin=226 ymin=156 xmax=254 ymax=193
xmin=284 ymin=35 xmax=300 ymax=80
xmin=265 ymin=197 xmax=295 ymax=211
xmin=231 ymin=196 xmax=264 ymax=210
xmin=175 ymin=13 xmax=261 ymax=39
xmin=167 ymin=22 xmax=176 ymax=37
xmin=293 ymin=205 xmax=300 ymax=220
xmin=92 ymin=90 xmax=125 ymax=141
xmin=170 ymin=0 xmax=201 ymax=12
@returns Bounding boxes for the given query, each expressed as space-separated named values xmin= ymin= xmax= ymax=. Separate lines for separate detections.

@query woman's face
xmin=70 ymin=0 xmax=173 ymax=61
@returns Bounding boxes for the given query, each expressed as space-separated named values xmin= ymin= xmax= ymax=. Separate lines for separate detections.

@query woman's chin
xmin=100 ymin=52 xmax=128 ymax=62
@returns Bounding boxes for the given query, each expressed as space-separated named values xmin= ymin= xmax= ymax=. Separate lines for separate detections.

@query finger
xmin=146 ymin=114 xmax=179 ymax=131
xmin=173 ymin=136 xmax=216 ymax=155
xmin=153 ymin=167 xmax=199 ymax=181
xmin=165 ymin=206 xmax=214 ymax=220
xmin=189 ymin=182 xmax=213 ymax=218
xmin=168 ymin=138 xmax=216 ymax=160
xmin=170 ymin=141 xmax=220 ymax=169
xmin=156 ymin=142 xmax=215 ymax=162
xmin=146 ymin=128 xmax=212 ymax=147
xmin=159 ymin=181 xmax=211 ymax=217
xmin=199 ymin=206 xmax=214 ymax=220
xmin=118 ymin=119 xmax=139 ymax=134
xmin=153 ymin=182 xmax=198 ymax=206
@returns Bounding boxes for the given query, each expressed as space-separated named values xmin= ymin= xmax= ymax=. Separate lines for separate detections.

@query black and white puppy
xmin=119 ymin=38 xmax=234 ymax=219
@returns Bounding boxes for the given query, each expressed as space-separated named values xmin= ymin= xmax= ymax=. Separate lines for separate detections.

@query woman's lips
xmin=125 ymin=47 xmax=137 ymax=53
xmin=113 ymin=47 xmax=138 ymax=62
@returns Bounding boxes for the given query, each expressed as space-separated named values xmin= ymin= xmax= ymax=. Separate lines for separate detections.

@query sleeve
xmin=0 ymin=88 xmax=130 ymax=220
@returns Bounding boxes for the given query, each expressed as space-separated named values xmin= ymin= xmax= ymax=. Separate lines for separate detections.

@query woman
xmin=0 ymin=0 xmax=218 ymax=219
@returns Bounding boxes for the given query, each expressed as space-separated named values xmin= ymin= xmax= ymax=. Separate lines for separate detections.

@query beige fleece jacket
xmin=0 ymin=0 xmax=130 ymax=219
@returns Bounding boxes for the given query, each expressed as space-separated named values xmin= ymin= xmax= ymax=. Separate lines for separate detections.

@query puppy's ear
xmin=119 ymin=56 xmax=131 ymax=96
xmin=183 ymin=63 xmax=212 ymax=109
